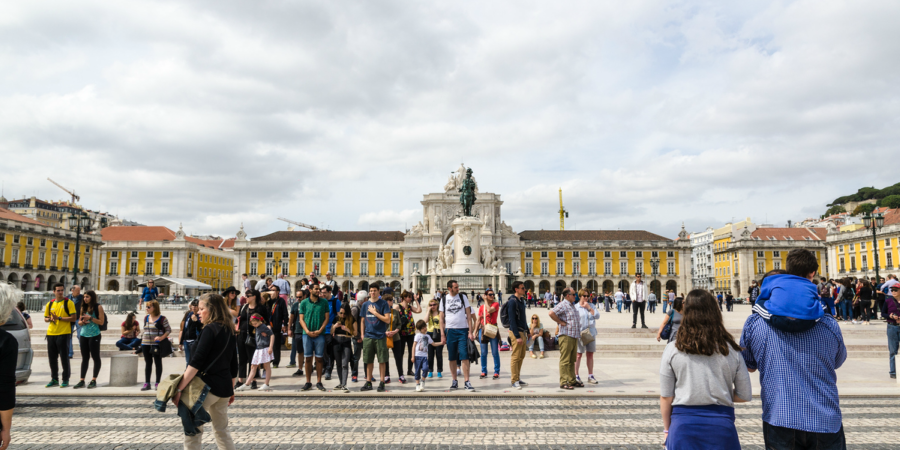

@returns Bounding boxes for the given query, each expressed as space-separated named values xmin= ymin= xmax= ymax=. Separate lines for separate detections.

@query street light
xmin=862 ymin=211 xmax=885 ymax=283
xmin=66 ymin=212 xmax=105 ymax=291
xmin=650 ymin=257 xmax=660 ymax=298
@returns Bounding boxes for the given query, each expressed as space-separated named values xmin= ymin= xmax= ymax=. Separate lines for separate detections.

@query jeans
xmin=427 ymin=339 xmax=444 ymax=374
xmin=632 ymin=302 xmax=646 ymax=325
xmin=837 ymin=300 xmax=852 ymax=320
xmin=333 ymin=337 xmax=353 ymax=386
xmin=302 ymin=334 xmax=326 ymax=358
xmin=648 ymin=301 xmax=656 ymax=313
xmin=48 ymin=334 xmax=71 ymax=382
xmin=888 ymin=324 xmax=900 ymax=376
xmin=414 ymin=356 xmax=429 ymax=381
xmin=183 ymin=340 xmax=195 ymax=367
xmin=527 ymin=336 xmax=545 ymax=352
xmin=351 ymin=338 xmax=363 ymax=377
xmin=143 ymin=346 xmax=163 ymax=384
xmin=116 ymin=337 xmax=141 ymax=350
xmin=289 ymin=335 xmax=302 ymax=365
xmin=479 ymin=330 xmax=500 ymax=375
xmin=663 ymin=300 xmax=668 ymax=314
xmin=820 ymin=297 xmax=834 ymax=316
xmin=445 ymin=328 xmax=468 ymax=361
xmin=762 ymin=422 xmax=846 ymax=450
xmin=616 ymin=301 xmax=623 ymax=312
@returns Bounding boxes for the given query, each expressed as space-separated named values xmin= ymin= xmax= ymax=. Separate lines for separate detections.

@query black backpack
xmin=98 ymin=305 xmax=109 ymax=331
xmin=500 ymin=297 xmax=512 ymax=329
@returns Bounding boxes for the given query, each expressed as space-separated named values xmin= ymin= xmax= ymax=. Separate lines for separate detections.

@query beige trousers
xmin=558 ymin=335 xmax=577 ymax=386
xmin=184 ymin=392 xmax=236 ymax=450
xmin=508 ymin=330 xmax=527 ymax=383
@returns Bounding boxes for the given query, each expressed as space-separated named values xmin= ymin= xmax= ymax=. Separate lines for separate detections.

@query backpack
xmin=98 ymin=305 xmax=109 ymax=331
xmin=500 ymin=298 xmax=512 ymax=329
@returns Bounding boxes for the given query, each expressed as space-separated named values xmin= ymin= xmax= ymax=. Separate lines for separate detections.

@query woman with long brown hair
xmin=425 ymin=298 xmax=444 ymax=378
xmin=73 ymin=290 xmax=105 ymax=389
xmin=173 ymin=293 xmax=237 ymax=450
xmin=659 ymin=289 xmax=751 ymax=449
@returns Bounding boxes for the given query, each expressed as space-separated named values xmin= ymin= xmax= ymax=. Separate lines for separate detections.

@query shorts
xmin=302 ymin=334 xmax=326 ymax=358
xmin=362 ymin=337 xmax=389 ymax=364
xmin=251 ymin=348 xmax=273 ymax=365
xmin=577 ymin=336 xmax=596 ymax=353
xmin=446 ymin=328 xmax=469 ymax=361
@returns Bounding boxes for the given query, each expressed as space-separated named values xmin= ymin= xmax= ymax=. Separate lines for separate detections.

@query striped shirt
xmin=551 ymin=300 xmax=580 ymax=339
xmin=141 ymin=315 xmax=172 ymax=346
xmin=740 ymin=314 xmax=846 ymax=433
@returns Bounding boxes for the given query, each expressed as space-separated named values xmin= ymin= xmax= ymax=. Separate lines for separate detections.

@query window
xmin=161 ymin=262 xmax=169 ymax=274
xmin=392 ymin=252 xmax=399 ymax=259
xmin=12 ymin=235 xmax=19 ymax=244
xmin=525 ymin=252 xmax=532 ymax=258
xmin=65 ymin=242 xmax=69 ymax=250
xmin=525 ymin=262 xmax=533 ymax=274
xmin=886 ymin=239 xmax=892 ymax=248
xmin=636 ymin=251 xmax=643 ymax=258
xmin=360 ymin=262 xmax=369 ymax=275
xmin=540 ymin=261 xmax=548 ymax=274
xmin=145 ymin=261 xmax=154 ymax=275
xmin=588 ymin=251 xmax=595 ymax=258
xmin=24 ymin=250 xmax=32 ymax=265
xmin=541 ymin=252 xmax=547 ymax=258
xmin=651 ymin=251 xmax=658 ymax=258
xmin=556 ymin=251 xmax=563 ymax=258
xmin=39 ymin=252 xmax=45 ymax=265
xmin=773 ymin=261 xmax=781 ymax=270
xmin=668 ymin=261 xmax=675 ymax=274
xmin=313 ymin=251 xmax=320 ymax=259
xmin=131 ymin=251 xmax=138 ymax=258
xmin=330 ymin=262 xmax=337 ymax=274
xmin=506 ymin=262 xmax=512 ymax=274
xmin=52 ymin=240 xmax=58 ymax=249
xmin=757 ymin=251 xmax=764 ymax=258
xmin=862 ymin=255 xmax=868 ymax=270
xmin=604 ymin=251 xmax=611 ymax=258
xmin=250 ymin=252 xmax=257 ymax=258
xmin=375 ymin=262 xmax=383 ymax=275
xmin=282 ymin=262 xmax=289 ymax=275
xmin=163 ymin=251 xmax=169 ymax=258
xmin=588 ymin=261 xmax=595 ymax=274
xmin=773 ymin=251 xmax=781 ymax=258
xmin=573 ymin=251 xmax=580 ymax=258
xmin=861 ymin=242 xmax=866 ymax=250
xmin=391 ymin=262 xmax=399 ymax=275
xmin=298 ymin=252 xmax=305 ymax=258
xmin=620 ymin=251 xmax=627 ymax=258
xmin=345 ymin=252 xmax=352 ymax=258
xmin=556 ymin=261 xmax=564 ymax=275
xmin=376 ymin=252 xmax=384 ymax=259
xmin=250 ymin=262 xmax=258 ymax=275
xmin=128 ymin=260 xmax=137 ymax=274
xmin=839 ymin=257 xmax=845 ymax=272
xmin=26 ymin=237 xmax=33 ymax=245
xmin=620 ymin=261 xmax=627 ymax=275
xmin=849 ymin=244 xmax=855 ymax=251
xmin=850 ymin=257 xmax=856 ymax=271
xmin=266 ymin=252 xmax=273 ymax=258
xmin=361 ymin=252 xmax=368 ymax=259
xmin=329 ymin=252 xmax=336 ymax=259
xmin=282 ymin=252 xmax=289 ymax=258
xmin=265 ymin=262 xmax=274 ymax=275
xmin=110 ymin=261 xmax=118 ymax=274
xmin=40 ymin=238 xmax=46 ymax=247
xmin=758 ymin=261 xmax=765 ymax=273
xmin=573 ymin=261 xmax=580 ymax=273
xmin=297 ymin=262 xmax=305 ymax=275
xmin=604 ymin=261 xmax=611 ymax=274
xmin=839 ymin=245 xmax=844 ymax=252
xmin=887 ymin=252 xmax=894 ymax=268
xmin=344 ymin=262 xmax=351 ymax=276
xmin=635 ymin=261 xmax=643 ymax=274
xmin=412 ymin=263 xmax=419 ymax=273
xmin=51 ymin=253 xmax=57 ymax=266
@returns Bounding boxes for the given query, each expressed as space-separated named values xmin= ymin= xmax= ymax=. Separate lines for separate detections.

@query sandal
xmin=560 ymin=384 xmax=574 ymax=390
xmin=573 ymin=381 xmax=585 ymax=388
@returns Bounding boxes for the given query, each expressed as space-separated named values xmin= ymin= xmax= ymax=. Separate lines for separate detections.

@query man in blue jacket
xmin=507 ymin=281 xmax=529 ymax=390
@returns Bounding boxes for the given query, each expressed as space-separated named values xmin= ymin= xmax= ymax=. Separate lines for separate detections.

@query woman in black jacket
xmin=237 ymin=289 xmax=269 ymax=389
xmin=0 ymin=284 xmax=20 ymax=450
xmin=179 ymin=300 xmax=203 ymax=367
xmin=173 ymin=293 xmax=237 ymax=450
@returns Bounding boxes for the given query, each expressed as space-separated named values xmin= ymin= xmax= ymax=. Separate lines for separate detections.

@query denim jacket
xmin=154 ymin=374 xmax=212 ymax=436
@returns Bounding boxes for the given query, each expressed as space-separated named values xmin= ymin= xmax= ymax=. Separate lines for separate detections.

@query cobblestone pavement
xmin=8 ymin=396 xmax=898 ymax=449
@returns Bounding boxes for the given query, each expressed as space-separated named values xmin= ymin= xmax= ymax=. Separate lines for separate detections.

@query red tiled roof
xmin=0 ymin=207 xmax=48 ymax=226
xmin=750 ymin=227 xmax=826 ymax=241
xmin=883 ymin=208 xmax=900 ymax=226
xmin=518 ymin=230 xmax=672 ymax=241
xmin=218 ymin=238 xmax=236 ymax=249
xmin=252 ymin=231 xmax=406 ymax=242
xmin=101 ymin=226 xmax=222 ymax=250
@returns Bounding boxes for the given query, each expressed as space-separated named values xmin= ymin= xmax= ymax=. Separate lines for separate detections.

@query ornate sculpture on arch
xmin=444 ymin=163 xmax=479 ymax=194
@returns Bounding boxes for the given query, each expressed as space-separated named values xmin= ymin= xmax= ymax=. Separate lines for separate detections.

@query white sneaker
xmin=235 ymin=384 xmax=251 ymax=392
xmin=258 ymin=384 xmax=271 ymax=391
xmin=457 ymin=368 xmax=462 ymax=376
xmin=588 ymin=375 xmax=599 ymax=384
xmin=512 ymin=381 xmax=522 ymax=390
xmin=415 ymin=383 xmax=423 ymax=392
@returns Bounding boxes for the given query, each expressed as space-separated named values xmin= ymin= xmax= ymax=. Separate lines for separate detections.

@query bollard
xmin=108 ymin=354 xmax=139 ymax=387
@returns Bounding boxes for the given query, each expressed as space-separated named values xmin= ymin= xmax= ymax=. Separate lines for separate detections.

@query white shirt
xmin=439 ymin=293 xmax=471 ymax=330
xmin=633 ymin=282 xmax=645 ymax=303
xmin=414 ymin=333 xmax=434 ymax=357
xmin=254 ymin=279 xmax=267 ymax=291
xmin=614 ymin=292 xmax=624 ymax=302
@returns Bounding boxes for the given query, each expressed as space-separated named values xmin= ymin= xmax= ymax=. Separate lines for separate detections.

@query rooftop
xmin=749 ymin=227 xmax=827 ymax=241
xmin=517 ymin=230 xmax=672 ymax=242
xmin=251 ymin=230 xmax=407 ymax=242
xmin=0 ymin=207 xmax=48 ymax=227
xmin=101 ymin=226 xmax=223 ymax=249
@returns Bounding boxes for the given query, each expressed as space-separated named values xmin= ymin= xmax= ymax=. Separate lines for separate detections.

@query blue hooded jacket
xmin=752 ymin=274 xmax=824 ymax=332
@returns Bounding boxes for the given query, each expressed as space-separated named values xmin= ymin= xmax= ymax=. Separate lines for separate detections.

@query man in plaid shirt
xmin=549 ymin=287 xmax=581 ymax=390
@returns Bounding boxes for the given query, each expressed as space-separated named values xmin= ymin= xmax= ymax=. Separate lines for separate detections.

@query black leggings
xmin=238 ymin=336 xmax=254 ymax=379
xmin=390 ymin=334 xmax=414 ymax=376
xmin=79 ymin=335 xmax=102 ymax=379
xmin=143 ymin=347 xmax=163 ymax=384
xmin=428 ymin=341 xmax=444 ymax=374
xmin=333 ymin=338 xmax=353 ymax=386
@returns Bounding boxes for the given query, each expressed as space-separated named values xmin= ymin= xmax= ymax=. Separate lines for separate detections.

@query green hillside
xmin=828 ymin=183 xmax=900 ymax=206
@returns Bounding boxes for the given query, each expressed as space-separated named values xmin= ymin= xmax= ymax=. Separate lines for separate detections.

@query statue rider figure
xmin=459 ymin=168 xmax=477 ymax=217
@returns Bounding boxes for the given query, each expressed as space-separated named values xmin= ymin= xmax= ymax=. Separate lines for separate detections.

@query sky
xmin=2 ymin=0 xmax=899 ymax=240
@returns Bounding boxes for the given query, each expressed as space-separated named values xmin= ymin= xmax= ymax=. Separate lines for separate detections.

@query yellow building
xmin=826 ymin=208 xmax=900 ymax=280
xmin=0 ymin=207 xmax=102 ymax=290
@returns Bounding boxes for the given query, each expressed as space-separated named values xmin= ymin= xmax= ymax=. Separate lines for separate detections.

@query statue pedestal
xmin=451 ymin=217 xmax=486 ymax=275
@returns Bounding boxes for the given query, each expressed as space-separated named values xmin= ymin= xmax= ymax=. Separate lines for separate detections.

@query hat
xmin=222 ymin=286 xmax=240 ymax=295
xmin=356 ymin=291 xmax=368 ymax=301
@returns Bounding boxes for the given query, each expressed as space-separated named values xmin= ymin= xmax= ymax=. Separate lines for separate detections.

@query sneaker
xmin=343 ymin=386 xmax=350 ymax=393
xmin=88 ymin=380 xmax=97 ymax=389
xmin=518 ymin=380 xmax=529 ymax=387
xmin=641 ymin=325 xmax=649 ymax=329
xmin=415 ymin=383 xmax=423 ymax=392
xmin=235 ymin=384 xmax=251 ymax=392
xmin=352 ymin=376 xmax=358 ymax=383
xmin=588 ymin=375 xmax=599 ymax=384
xmin=361 ymin=382 xmax=373 ymax=392
xmin=292 ymin=370 xmax=304 ymax=377
xmin=464 ymin=381 xmax=475 ymax=392
xmin=301 ymin=382 xmax=313 ymax=391
xmin=480 ymin=372 xmax=487 ymax=379
xmin=251 ymin=381 xmax=258 ymax=390
xmin=384 ymin=377 xmax=391 ymax=384
xmin=493 ymin=373 xmax=500 ymax=379
xmin=457 ymin=368 xmax=462 ymax=376
xmin=316 ymin=383 xmax=326 ymax=392
xmin=258 ymin=384 xmax=272 ymax=391
xmin=407 ymin=369 xmax=414 ymax=376
xmin=399 ymin=376 xmax=406 ymax=384
xmin=154 ymin=383 xmax=158 ymax=391
xmin=437 ymin=372 xmax=443 ymax=378
xmin=891 ymin=374 xmax=897 ymax=379
xmin=377 ymin=381 xmax=386 ymax=392
xmin=234 ymin=381 xmax=244 ymax=389
xmin=450 ymin=380 xmax=458 ymax=390
xmin=530 ymin=353 xmax=536 ymax=359
xmin=576 ymin=375 xmax=582 ymax=383
xmin=286 ymin=364 xmax=297 ymax=368
xmin=72 ymin=381 xmax=86 ymax=389
xmin=272 ymin=363 xmax=278 ymax=369
xmin=324 ymin=374 xmax=331 ymax=381
xmin=512 ymin=381 xmax=522 ymax=390
xmin=60 ymin=381 xmax=69 ymax=388
xmin=419 ymin=380 xmax=425 ymax=390
xmin=427 ymin=372 xmax=433 ymax=378
xmin=140 ymin=383 xmax=151 ymax=391
xmin=631 ymin=324 xmax=636 ymax=328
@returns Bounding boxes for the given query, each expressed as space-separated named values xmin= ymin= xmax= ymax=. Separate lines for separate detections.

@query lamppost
xmin=862 ymin=212 xmax=885 ymax=283
xmin=650 ymin=257 xmax=660 ymax=298
xmin=66 ymin=212 xmax=105 ymax=290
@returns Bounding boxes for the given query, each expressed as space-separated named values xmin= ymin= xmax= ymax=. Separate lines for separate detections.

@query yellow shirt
xmin=44 ymin=299 xmax=76 ymax=336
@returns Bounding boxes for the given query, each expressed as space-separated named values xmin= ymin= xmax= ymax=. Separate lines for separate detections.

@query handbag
xmin=482 ymin=304 xmax=498 ymax=340
xmin=158 ymin=337 xmax=174 ymax=358
xmin=660 ymin=320 xmax=673 ymax=341
xmin=428 ymin=317 xmax=442 ymax=343
xmin=579 ymin=327 xmax=595 ymax=345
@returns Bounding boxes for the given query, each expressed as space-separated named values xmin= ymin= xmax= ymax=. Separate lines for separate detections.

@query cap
xmin=222 ymin=286 xmax=240 ymax=295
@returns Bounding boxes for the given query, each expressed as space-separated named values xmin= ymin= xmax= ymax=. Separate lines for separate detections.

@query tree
xmin=852 ymin=203 xmax=876 ymax=215
xmin=882 ymin=195 xmax=900 ymax=209
xmin=824 ymin=205 xmax=846 ymax=217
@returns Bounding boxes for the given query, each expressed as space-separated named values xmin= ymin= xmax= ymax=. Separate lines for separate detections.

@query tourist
xmin=268 ymin=285 xmax=289 ymax=369
xmin=222 ymin=286 xmax=241 ymax=320
xmin=614 ymin=288 xmax=624 ymax=313
xmin=116 ymin=313 xmax=141 ymax=351
xmin=624 ymin=292 xmax=632 ymax=313
xmin=73 ymin=290 xmax=104 ymax=389
xmin=140 ymin=300 xmax=170 ymax=391
xmin=173 ymin=293 xmax=237 ymax=450
xmin=507 ymin=281 xmax=530 ymax=389
xmin=242 ymin=273 xmax=252 ymax=292
xmin=273 ymin=273 xmax=291 ymax=302
xmin=662 ymin=289 xmax=669 ymax=313
xmin=350 ymin=291 xmax=366 ymax=382
xmin=361 ymin=285 xmax=390 ymax=392
xmin=716 ymin=292 xmax=724 ymax=311
xmin=0 ymin=284 xmax=20 ymax=450
xmin=741 ymin=249 xmax=847 ymax=448
xmin=396 ymin=291 xmax=421 ymax=378
xmin=235 ymin=314 xmax=274 ymax=391
xmin=413 ymin=320 xmax=441 ymax=392
xmin=527 ymin=315 xmax=545 ymax=359
xmin=179 ymin=300 xmax=203 ymax=367
xmin=575 ymin=290 xmax=599 ymax=385
xmin=44 ymin=283 xmax=76 ymax=388
xmin=629 ymin=274 xmax=648 ymax=329
xmin=549 ymin=287 xmax=581 ymax=390
xmin=383 ymin=294 xmax=403 ymax=383
xmin=15 ymin=302 xmax=32 ymax=329
xmin=425 ymin=298 xmax=444 ymax=378
xmin=748 ymin=280 xmax=760 ymax=307
xmin=544 ymin=290 xmax=553 ymax=309
xmin=660 ymin=290 xmax=752 ymax=449
xmin=819 ymin=277 xmax=835 ymax=316
xmin=138 ymin=280 xmax=156 ymax=311
xmin=298 ymin=284 xmax=329 ymax=392
xmin=603 ymin=291 xmax=612 ymax=312
xmin=474 ymin=290 xmax=500 ymax=380
xmin=884 ymin=284 xmax=900 ymax=379
xmin=725 ymin=292 xmax=734 ymax=312
xmin=67 ymin=285 xmax=84 ymax=359
xmin=321 ymin=285 xmax=341 ymax=380
xmin=657 ymin=297 xmax=684 ymax=343
xmin=237 ymin=289 xmax=269 ymax=390
xmin=647 ymin=290 xmax=657 ymax=313
xmin=836 ymin=278 xmax=853 ymax=321
xmin=288 ymin=289 xmax=309 ymax=375
xmin=438 ymin=280 xmax=476 ymax=391
xmin=254 ymin=276 xmax=268 ymax=292
xmin=857 ymin=279 xmax=874 ymax=325
xmin=323 ymin=272 xmax=338 ymax=293
xmin=332 ymin=303 xmax=356 ymax=392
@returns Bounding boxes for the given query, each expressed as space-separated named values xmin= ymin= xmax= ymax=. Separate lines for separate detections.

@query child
xmin=236 ymin=314 xmax=274 ymax=391
xmin=413 ymin=320 xmax=441 ymax=392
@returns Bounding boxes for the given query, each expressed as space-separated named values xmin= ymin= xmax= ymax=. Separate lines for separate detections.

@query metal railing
xmin=21 ymin=293 xmax=140 ymax=315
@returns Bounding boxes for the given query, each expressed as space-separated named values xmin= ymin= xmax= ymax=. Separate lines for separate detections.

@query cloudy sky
xmin=2 ymin=0 xmax=898 ymax=239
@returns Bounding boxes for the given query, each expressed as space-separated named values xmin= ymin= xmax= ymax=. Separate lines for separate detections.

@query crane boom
xmin=558 ymin=188 xmax=568 ymax=230
xmin=277 ymin=217 xmax=328 ymax=232
xmin=47 ymin=178 xmax=80 ymax=203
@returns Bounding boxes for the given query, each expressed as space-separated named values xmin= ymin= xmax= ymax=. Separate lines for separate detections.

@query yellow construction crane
xmin=47 ymin=178 xmax=80 ymax=204
xmin=559 ymin=188 xmax=569 ymax=230
xmin=277 ymin=217 xmax=330 ymax=232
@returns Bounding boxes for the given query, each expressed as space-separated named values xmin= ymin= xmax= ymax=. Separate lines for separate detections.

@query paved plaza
xmin=8 ymin=396 xmax=900 ymax=449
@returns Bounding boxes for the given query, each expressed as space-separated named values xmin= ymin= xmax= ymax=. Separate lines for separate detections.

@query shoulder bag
xmin=482 ymin=304 xmax=498 ymax=341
